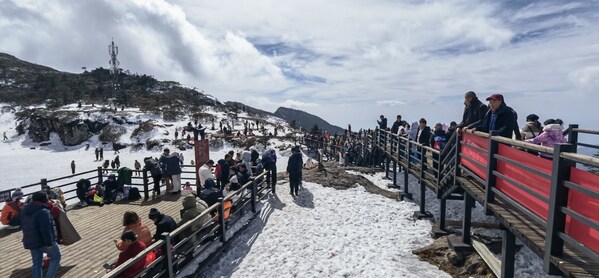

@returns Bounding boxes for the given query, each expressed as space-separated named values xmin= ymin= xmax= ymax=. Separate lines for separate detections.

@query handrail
xmin=561 ymin=152 xmax=599 ymax=168
xmin=572 ymin=128 xmax=599 ymax=135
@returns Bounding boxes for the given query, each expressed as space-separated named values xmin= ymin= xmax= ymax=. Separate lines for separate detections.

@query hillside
xmin=274 ymin=107 xmax=345 ymax=135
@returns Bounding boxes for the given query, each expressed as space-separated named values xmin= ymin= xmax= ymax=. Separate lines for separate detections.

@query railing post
xmin=566 ymin=124 xmax=578 ymax=146
xmin=415 ymin=146 xmax=432 ymax=219
xmin=392 ymin=160 xmax=397 ymax=186
xmin=501 ymin=227 xmax=516 ymax=278
xmin=40 ymin=178 xmax=48 ymax=190
xmin=271 ymin=168 xmax=276 ymax=194
xmin=453 ymin=131 xmax=462 ymax=187
xmin=266 ymin=169 xmax=271 ymax=187
xmin=543 ymin=143 xmax=575 ymax=274
xmin=142 ymin=167 xmax=149 ymax=200
xmin=218 ymin=197 xmax=227 ymax=243
xmin=484 ymin=131 xmax=499 ymax=215
xmin=97 ymin=166 xmax=103 ymax=184
xmin=162 ymin=232 xmax=174 ymax=278
xmin=251 ymin=179 xmax=257 ymax=213
xmin=402 ymin=140 xmax=412 ymax=200
xmin=462 ymin=193 xmax=474 ymax=245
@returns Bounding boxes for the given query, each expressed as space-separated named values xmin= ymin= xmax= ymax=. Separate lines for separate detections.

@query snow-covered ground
xmin=348 ymin=170 xmax=558 ymax=278
xmin=198 ymin=181 xmax=450 ymax=278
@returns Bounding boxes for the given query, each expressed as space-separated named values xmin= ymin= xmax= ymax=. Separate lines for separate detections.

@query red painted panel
xmin=460 ymin=133 xmax=489 ymax=180
xmin=495 ymin=144 xmax=552 ymax=220
xmin=566 ymin=168 xmax=599 ymax=254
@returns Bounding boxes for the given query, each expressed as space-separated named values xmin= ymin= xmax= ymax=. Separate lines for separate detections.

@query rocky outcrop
xmin=99 ymin=125 xmax=126 ymax=143
xmin=17 ymin=109 xmax=108 ymax=146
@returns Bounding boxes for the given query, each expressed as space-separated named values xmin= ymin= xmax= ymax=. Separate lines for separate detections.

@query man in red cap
xmin=474 ymin=93 xmax=521 ymax=139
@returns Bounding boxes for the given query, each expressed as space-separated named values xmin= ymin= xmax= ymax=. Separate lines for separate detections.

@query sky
xmin=1 ymin=0 xmax=599 ymax=130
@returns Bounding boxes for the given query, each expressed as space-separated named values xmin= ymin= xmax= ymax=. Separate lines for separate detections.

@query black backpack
xmin=128 ymin=187 xmax=141 ymax=200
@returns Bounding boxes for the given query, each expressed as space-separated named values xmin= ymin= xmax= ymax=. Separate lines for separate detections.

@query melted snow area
xmin=200 ymin=181 xmax=450 ymax=278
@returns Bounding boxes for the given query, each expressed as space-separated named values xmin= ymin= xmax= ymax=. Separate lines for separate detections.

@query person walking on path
xmin=134 ymin=160 xmax=141 ymax=176
xmin=21 ymin=191 xmax=62 ymax=278
xmin=115 ymin=155 xmax=121 ymax=169
xmin=71 ymin=160 xmax=76 ymax=175
xmin=3 ymin=131 xmax=8 ymax=140
xmin=95 ymin=148 xmax=99 ymax=161
xmin=286 ymin=146 xmax=303 ymax=196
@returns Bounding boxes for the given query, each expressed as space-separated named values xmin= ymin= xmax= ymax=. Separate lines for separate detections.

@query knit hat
xmin=32 ymin=191 xmax=49 ymax=203
xmin=11 ymin=188 xmax=24 ymax=200
xmin=148 ymin=208 xmax=161 ymax=219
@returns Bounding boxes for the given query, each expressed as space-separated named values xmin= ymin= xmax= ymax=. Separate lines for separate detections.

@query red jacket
xmin=114 ymin=241 xmax=146 ymax=278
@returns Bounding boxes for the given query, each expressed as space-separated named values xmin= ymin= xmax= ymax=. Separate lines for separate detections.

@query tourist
xmin=417 ymin=118 xmax=431 ymax=147
xmin=70 ymin=160 xmax=76 ymax=175
xmin=103 ymin=174 xmax=121 ymax=204
xmin=76 ymin=179 xmax=103 ymax=207
xmin=286 ymin=146 xmax=303 ymax=196
xmin=160 ymin=148 xmax=182 ymax=194
xmin=108 ymin=231 xmax=146 ymax=278
xmin=134 ymin=160 xmax=141 ymax=176
xmin=199 ymin=160 xmax=216 ymax=189
xmin=115 ymin=211 xmax=152 ymax=251
xmin=474 ymin=94 xmax=521 ymax=139
xmin=526 ymin=119 xmax=567 ymax=149
xmin=148 ymin=208 xmax=177 ymax=242
xmin=458 ymin=91 xmax=488 ymax=129
xmin=144 ymin=157 xmax=162 ymax=197
xmin=0 ymin=188 xmax=24 ymax=229
xmin=199 ymin=179 xmax=223 ymax=207
xmin=521 ymin=114 xmax=543 ymax=140
xmin=377 ymin=115 xmax=388 ymax=130
xmin=21 ymin=191 xmax=62 ymax=278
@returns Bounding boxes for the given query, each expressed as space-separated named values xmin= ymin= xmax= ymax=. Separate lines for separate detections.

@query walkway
xmin=0 ymin=194 xmax=186 ymax=278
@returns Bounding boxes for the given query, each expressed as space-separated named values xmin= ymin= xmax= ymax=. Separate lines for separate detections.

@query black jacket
xmin=378 ymin=118 xmax=388 ymax=130
xmin=200 ymin=187 xmax=223 ymax=207
xmin=287 ymin=152 xmax=303 ymax=181
xmin=477 ymin=103 xmax=520 ymax=139
xmin=217 ymin=159 xmax=230 ymax=184
xmin=417 ymin=126 xmax=432 ymax=147
xmin=153 ymin=214 xmax=177 ymax=241
xmin=459 ymin=98 xmax=488 ymax=129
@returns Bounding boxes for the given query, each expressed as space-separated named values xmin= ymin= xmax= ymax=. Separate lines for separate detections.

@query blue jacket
xmin=21 ymin=202 xmax=56 ymax=249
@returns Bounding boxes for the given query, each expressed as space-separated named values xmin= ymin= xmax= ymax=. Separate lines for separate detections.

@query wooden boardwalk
xmin=0 ymin=194 xmax=186 ymax=278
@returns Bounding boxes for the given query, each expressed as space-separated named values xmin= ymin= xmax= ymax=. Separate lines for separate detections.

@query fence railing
xmin=103 ymin=169 xmax=273 ymax=278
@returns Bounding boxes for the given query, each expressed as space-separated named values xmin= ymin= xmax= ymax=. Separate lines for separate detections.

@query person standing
xmin=377 ymin=115 xmax=388 ymax=130
xmin=144 ymin=157 xmax=162 ymax=197
xmin=198 ymin=160 xmax=216 ymax=190
xmin=174 ymin=129 xmax=179 ymax=140
xmin=71 ymin=160 xmax=76 ymax=175
xmin=458 ymin=91 xmax=488 ymax=130
xmin=95 ymin=148 xmax=99 ymax=161
xmin=100 ymin=147 xmax=104 ymax=160
xmin=115 ymin=155 xmax=121 ymax=169
xmin=134 ymin=160 xmax=141 ymax=177
xmin=474 ymin=94 xmax=521 ymax=139
xmin=286 ymin=146 xmax=303 ymax=196
xmin=3 ymin=131 xmax=7 ymax=140
xmin=21 ymin=191 xmax=62 ymax=278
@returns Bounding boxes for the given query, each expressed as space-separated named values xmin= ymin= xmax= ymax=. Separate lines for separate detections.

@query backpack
xmin=433 ymin=136 xmax=446 ymax=150
xmin=128 ymin=187 xmax=141 ymax=200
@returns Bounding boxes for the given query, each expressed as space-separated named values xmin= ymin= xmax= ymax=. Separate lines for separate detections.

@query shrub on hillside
xmin=99 ymin=125 xmax=126 ymax=143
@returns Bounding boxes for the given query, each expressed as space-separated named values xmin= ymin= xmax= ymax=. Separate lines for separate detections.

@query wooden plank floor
xmin=457 ymin=176 xmax=599 ymax=278
xmin=0 ymin=194 xmax=186 ymax=278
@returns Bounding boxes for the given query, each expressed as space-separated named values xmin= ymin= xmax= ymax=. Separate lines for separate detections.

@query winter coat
xmin=160 ymin=154 xmax=182 ymax=176
xmin=520 ymin=122 xmax=542 ymax=140
xmin=378 ymin=118 xmax=388 ymax=130
xmin=237 ymin=170 xmax=250 ymax=187
xmin=134 ymin=161 xmax=141 ymax=170
xmin=144 ymin=158 xmax=162 ymax=177
xmin=116 ymin=220 xmax=153 ymax=251
xmin=477 ymin=103 xmax=520 ymax=139
xmin=459 ymin=97 xmax=488 ymax=128
xmin=261 ymin=150 xmax=276 ymax=171
xmin=114 ymin=240 xmax=146 ymax=278
xmin=117 ymin=167 xmax=133 ymax=185
xmin=76 ymin=179 xmax=92 ymax=200
xmin=287 ymin=152 xmax=303 ymax=182
xmin=430 ymin=129 xmax=447 ymax=149
xmin=241 ymin=151 xmax=253 ymax=176
xmin=180 ymin=196 xmax=210 ymax=224
xmin=199 ymin=186 xmax=223 ymax=207
xmin=217 ymin=159 xmax=230 ymax=184
xmin=21 ymin=201 xmax=57 ymax=249
xmin=250 ymin=149 xmax=260 ymax=165
xmin=390 ymin=120 xmax=407 ymax=134
xmin=199 ymin=164 xmax=215 ymax=187
xmin=526 ymin=124 xmax=566 ymax=148
xmin=1 ymin=200 xmax=23 ymax=225
xmin=417 ymin=126 xmax=432 ymax=147
xmin=152 ymin=214 xmax=177 ymax=241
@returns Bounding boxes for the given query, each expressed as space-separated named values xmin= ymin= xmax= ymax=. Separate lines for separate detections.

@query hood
xmin=543 ymin=124 xmax=563 ymax=132
xmin=182 ymin=195 xmax=196 ymax=210
xmin=22 ymin=201 xmax=47 ymax=216
xmin=196 ymin=199 xmax=209 ymax=210
xmin=242 ymin=151 xmax=252 ymax=161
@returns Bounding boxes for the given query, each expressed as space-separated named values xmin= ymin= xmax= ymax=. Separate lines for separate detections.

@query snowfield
xmin=198 ymin=181 xmax=451 ymax=278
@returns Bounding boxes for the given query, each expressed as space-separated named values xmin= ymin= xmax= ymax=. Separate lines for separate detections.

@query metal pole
xmin=462 ymin=194 xmax=473 ymax=245
xmin=501 ymin=228 xmax=516 ymax=278
xmin=162 ymin=232 xmax=174 ymax=278
xmin=218 ymin=197 xmax=227 ymax=243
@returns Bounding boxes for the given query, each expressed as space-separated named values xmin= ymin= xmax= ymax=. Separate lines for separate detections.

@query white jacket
xmin=198 ymin=164 xmax=215 ymax=187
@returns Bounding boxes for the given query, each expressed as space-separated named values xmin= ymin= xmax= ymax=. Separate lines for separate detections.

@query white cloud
xmin=1 ymin=0 xmax=598 ymax=132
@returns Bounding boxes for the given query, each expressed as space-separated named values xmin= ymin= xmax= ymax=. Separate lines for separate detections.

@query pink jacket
xmin=526 ymin=124 xmax=566 ymax=148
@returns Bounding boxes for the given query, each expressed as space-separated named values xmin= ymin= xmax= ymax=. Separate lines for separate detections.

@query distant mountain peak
xmin=274 ymin=107 xmax=344 ymax=134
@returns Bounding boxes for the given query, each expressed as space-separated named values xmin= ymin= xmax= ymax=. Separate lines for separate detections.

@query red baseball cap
xmin=486 ymin=93 xmax=504 ymax=101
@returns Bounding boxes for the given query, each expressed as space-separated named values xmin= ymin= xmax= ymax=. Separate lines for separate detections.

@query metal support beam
xmin=501 ymin=228 xmax=516 ymax=278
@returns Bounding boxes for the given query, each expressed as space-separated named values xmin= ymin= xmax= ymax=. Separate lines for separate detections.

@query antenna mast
xmin=108 ymin=38 xmax=120 ymax=74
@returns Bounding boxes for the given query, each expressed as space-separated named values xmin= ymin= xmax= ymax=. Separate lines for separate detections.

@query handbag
xmin=93 ymin=194 xmax=103 ymax=203
xmin=57 ymin=209 xmax=81 ymax=245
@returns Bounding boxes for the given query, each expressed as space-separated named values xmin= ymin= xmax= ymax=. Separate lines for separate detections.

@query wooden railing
xmin=103 ymin=169 xmax=274 ymax=278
